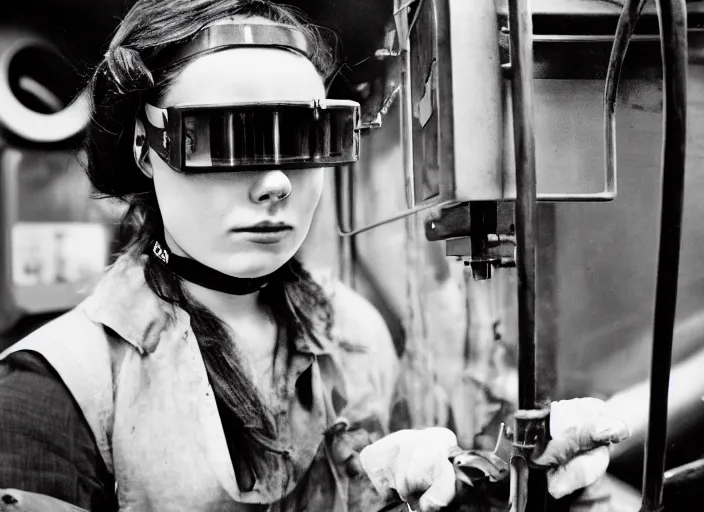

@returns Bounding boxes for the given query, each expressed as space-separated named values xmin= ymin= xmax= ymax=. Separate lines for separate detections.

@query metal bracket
xmin=512 ymin=408 xmax=550 ymax=458
xmin=425 ymin=201 xmax=516 ymax=280
xmin=509 ymin=408 xmax=551 ymax=512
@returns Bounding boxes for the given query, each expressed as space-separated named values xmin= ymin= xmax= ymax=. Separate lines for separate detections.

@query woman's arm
xmin=0 ymin=351 xmax=116 ymax=511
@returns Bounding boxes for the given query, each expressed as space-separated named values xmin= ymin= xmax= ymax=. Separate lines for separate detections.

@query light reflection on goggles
xmin=143 ymin=100 xmax=360 ymax=172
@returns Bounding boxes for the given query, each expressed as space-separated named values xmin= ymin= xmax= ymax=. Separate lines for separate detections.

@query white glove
xmin=532 ymin=397 xmax=630 ymax=499
xmin=359 ymin=427 xmax=458 ymax=512
xmin=359 ymin=398 xmax=629 ymax=511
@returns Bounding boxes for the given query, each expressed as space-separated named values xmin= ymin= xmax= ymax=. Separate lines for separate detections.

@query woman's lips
xmin=230 ymin=223 xmax=293 ymax=244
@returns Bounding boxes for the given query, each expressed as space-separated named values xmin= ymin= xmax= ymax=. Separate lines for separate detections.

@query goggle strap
xmin=142 ymin=113 xmax=176 ymax=172
xmin=155 ymin=23 xmax=312 ymax=69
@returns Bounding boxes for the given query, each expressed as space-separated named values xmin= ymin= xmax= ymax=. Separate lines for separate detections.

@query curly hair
xmin=82 ymin=0 xmax=337 ymax=490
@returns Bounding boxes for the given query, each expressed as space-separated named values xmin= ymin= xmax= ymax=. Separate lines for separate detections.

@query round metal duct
xmin=0 ymin=27 xmax=90 ymax=146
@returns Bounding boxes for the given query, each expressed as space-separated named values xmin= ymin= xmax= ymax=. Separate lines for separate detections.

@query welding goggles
xmin=142 ymin=99 xmax=360 ymax=172
xmin=139 ymin=21 xmax=361 ymax=173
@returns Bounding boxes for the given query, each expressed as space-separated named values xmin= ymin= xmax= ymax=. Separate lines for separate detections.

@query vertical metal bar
xmin=400 ymin=47 xmax=416 ymax=208
xmin=508 ymin=0 xmax=537 ymax=416
xmin=393 ymin=0 xmax=415 ymax=209
xmin=335 ymin=164 xmax=355 ymax=286
xmin=507 ymin=0 xmax=548 ymax=510
xmin=641 ymin=1 xmax=688 ymax=510
xmin=0 ymin=148 xmax=20 ymax=335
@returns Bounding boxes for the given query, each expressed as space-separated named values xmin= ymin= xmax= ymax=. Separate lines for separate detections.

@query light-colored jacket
xmin=0 ymin=254 xmax=399 ymax=512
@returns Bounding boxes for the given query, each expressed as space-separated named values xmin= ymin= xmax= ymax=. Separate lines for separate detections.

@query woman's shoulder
xmin=1 ymin=252 xmax=154 ymax=359
xmin=0 ymin=350 xmax=115 ymax=510
xmin=0 ymin=306 xmax=109 ymax=359
xmin=308 ymin=268 xmax=399 ymax=424
xmin=0 ymin=305 xmax=122 ymax=476
xmin=309 ymin=268 xmax=395 ymax=357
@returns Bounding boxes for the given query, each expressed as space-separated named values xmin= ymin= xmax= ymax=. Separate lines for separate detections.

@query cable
xmin=336 ymin=199 xmax=457 ymax=237
xmin=604 ymin=0 xmax=648 ymax=200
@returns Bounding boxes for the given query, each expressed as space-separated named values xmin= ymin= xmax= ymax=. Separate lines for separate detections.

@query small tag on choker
xmin=146 ymin=238 xmax=273 ymax=295
xmin=152 ymin=240 xmax=170 ymax=264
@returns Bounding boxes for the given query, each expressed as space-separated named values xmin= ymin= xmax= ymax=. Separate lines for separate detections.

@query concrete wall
xmin=555 ymin=65 xmax=704 ymax=399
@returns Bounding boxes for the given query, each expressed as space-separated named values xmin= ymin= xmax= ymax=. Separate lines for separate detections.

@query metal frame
xmin=340 ymin=0 xmax=691 ymax=508
xmin=505 ymin=0 xmax=689 ymax=510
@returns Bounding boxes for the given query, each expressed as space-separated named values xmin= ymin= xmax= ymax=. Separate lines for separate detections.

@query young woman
xmin=0 ymin=1 xmax=629 ymax=511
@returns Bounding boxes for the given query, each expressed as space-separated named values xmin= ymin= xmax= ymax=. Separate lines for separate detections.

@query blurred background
xmin=1 ymin=0 xmax=704 ymax=509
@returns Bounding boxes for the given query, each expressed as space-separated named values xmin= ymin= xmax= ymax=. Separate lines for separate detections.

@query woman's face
xmin=145 ymin=30 xmax=326 ymax=278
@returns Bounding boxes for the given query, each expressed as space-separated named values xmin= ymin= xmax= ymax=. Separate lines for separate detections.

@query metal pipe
xmin=400 ymin=48 xmax=416 ymax=210
xmin=336 ymin=199 xmax=458 ymax=237
xmin=335 ymin=164 xmax=356 ymax=286
xmin=394 ymin=0 xmax=416 ymax=209
xmin=0 ymin=147 xmax=20 ymax=334
xmin=507 ymin=0 xmax=548 ymax=510
xmin=508 ymin=0 xmax=538 ymax=419
xmin=604 ymin=0 xmax=648 ymax=205
xmin=640 ymin=1 xmax=688 ymax=510
xmin=664 ymin=457 xmax=704 ymax=488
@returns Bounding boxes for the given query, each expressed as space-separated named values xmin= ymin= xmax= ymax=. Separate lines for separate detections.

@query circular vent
xmin=0 ymin=29 xmax=89 ymax=145
xmin=9 ymin=46 xmax=81 ymax=114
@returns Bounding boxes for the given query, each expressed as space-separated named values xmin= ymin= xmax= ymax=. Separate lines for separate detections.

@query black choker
xmin=148 ymin=240 xmax=271 ymax=295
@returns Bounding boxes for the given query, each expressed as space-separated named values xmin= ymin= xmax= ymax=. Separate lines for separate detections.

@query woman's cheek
xmin=153 ymin=169 xmax=222 ymax=247
xmin=294 ymin=168 xmax=325 ymax=220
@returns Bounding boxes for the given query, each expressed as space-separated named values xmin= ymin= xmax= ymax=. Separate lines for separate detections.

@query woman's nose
xmin=249 ymin=170 xmax=292 ymax=205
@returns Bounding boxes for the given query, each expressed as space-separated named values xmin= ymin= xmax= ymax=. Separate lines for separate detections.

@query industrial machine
xmin=335 ymin=0 xmax=693 ymax=510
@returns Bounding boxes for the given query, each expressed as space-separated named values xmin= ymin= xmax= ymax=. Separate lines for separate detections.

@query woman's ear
xmin=133 ymin=118 xmax=153 ymax=179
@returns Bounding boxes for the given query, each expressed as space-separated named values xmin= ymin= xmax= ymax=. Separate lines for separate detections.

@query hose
xmin=604 ymin=0 xmax=648 ymax=200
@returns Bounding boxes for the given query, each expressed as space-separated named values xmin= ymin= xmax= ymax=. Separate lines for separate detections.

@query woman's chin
xmin=216 ymin=254 xmax=290 ymax=279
